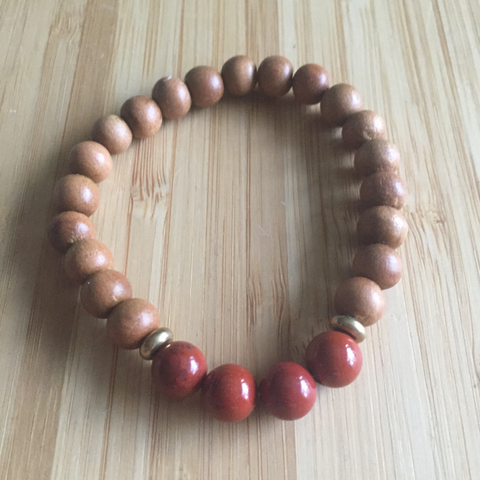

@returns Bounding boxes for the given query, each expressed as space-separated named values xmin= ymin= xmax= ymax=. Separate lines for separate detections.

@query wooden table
xmin=1 ymin=0 xmax=479 ymax=478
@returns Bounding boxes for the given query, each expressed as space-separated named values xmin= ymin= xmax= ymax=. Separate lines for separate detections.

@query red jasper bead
xmin=259 ymin=362 xmax=317 ymax=420
xmin=151 ymin=341 xmax=207 ymax=399
xmin=201 ymin=364 xmax=256 ymax=422
xmin=306 ymin=331 xmax=362 ymax=388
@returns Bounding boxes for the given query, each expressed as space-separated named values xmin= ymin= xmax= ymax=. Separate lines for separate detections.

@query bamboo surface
xmin=1 ymin=0 xmax=480 ymax=479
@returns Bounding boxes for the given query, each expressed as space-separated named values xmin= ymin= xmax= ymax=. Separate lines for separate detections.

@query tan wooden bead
xmin=80 ymin=270 xmax=133 ymax=318
xmin=360 ymin=171 xmax=408 ymax=209
xmin=120 ymin=95 xmax=163 ymax=138
xmin=320 ymin=83 xmax=363 ymax=126
xmin=68 ymin=141 xmax=112 ymax=183
xmin=257 ymin=55 xmax=293 ymax=97
xmin=342 ymin=110 xmax=386 ymax=149
xmin=221 ymin=55 xmax=257 ymax=96
xmin=354 ymin=139 xmax=400 ymax=177
xmin=48 ymin=211 xmax=97 ymax=253
xmin=292 ymin=63 xmax=330 ymax=105
xmin=91 ymin=114 xmax=133 ymax=154
xmin=184 ymin=66 xmax=224 ymax=108
xmin=151 ymin=76 xmax=192 ymax=120
xmin=352 ymin=244 xmax=403 ymax=289
xmin=53 ymin=174 xmax=100 ymax=217
xmin=334 ymin=277 xmax=386 ymax=326
xmin=63 ymin=238 xmax=114 ymax=284
xmin=357 ymin=206 xmax=409 ymax=248
xmin=106 ymin=298 xmax=160 ymax=350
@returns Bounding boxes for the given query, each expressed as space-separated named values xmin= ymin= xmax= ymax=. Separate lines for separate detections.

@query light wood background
xmin=1 ymin=0 xmax=479 ymax=478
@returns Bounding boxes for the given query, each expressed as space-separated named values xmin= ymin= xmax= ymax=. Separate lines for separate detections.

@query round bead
xmin=80 ymin=269 xmax=132 ymax=318
xmin=334 ymin=276 xmax=386 ymax=326
xmin=106 ymin=298 xmax=160 ymax=350
xmin=320 ymin=83 xmax=363 ymax=126
xmin=352 ymin=244 xmax=403 ymax=289
xmin=139 ymin=328 xmax=173 ymax=360
xmin=259 ymin=362 xmax=317 ymax=420
xmin=221 ymin=55 xmax=257 ymax=96
xmin=342 ymin=110 xmax=386 ymax=149
xmin=91 ymin=114 xmax=132 ymax=154
xmin=360 ymin=171 xmax=408 ymax=209
xmin=47 ymin=211 xmax=96 ymax=253
xmin=63 ymin=238 xmax=114 ymax=284
xmin=68 ymin=141 xmax=112 ymax=183
xmin=357 ymin=205 xmax=409 ymax=248
xmin=184 ymin=66 xmax=224 ymax=108
xmin=151 ymin=76 xmax=192 ymax=120
xmin=292 ymin=63 xmax=330 ymax=105
xmin=201 ymin=364 xmax=256 ymax=422
xmin=53 ymin=174 xmax=99 ymax=217
xmin=120 ymin=95 xmax=162 ymax=138
xmin=354 ymin=139 xmax=400 ymax=177
xmin=306 ymin=331 xmax=362 ymax=387
xmin=330 ymin=316 xmax=366 ymax=343
xmin=257 ymin=55 xmax=293 ymax=98
xmin=151 ymin=341 xmax=207 ymax=398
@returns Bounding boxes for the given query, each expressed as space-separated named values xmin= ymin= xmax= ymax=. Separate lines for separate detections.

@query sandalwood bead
xmin=320 ymin=83 xmax=363 ymax=127
xmin=184 ymin=66 xmax=224 ymax=108
xmin=48 ymin=211 xmax=96 ymax=253
xmin=53 ymin=174 xmax=100 ymax=217
xmin=354 ymin=139 xmax=400 ymax=177
xmin=63 ymin=238 xmax=114 ymax=284
xmin=68 ymin=141 xmax=112 ymax=183
xmin=352 ymin=244 xmax=403 ymax=289
xmin=292 ymin=63 xmax=330 ymax=105
xmin=221 ymin=55 xmax=257 ymax=96
xmin=91 ymin=114 xmax=132 ymax=155
xmin=357 ymin=206 xmax=409 ymax=248
xmin=106 ymin=298 xmax=160 ymax=350
xmin=80 ymin=270 xmax=132 ymax=318
xmin=334 ymin=277 xmax=386 ymax=326
xmin=120 ymin=95 xmax=162 ymax=138
xmin=257 ymin=55 xmax=293 ymax=98
xmin=342 ymin=110 xmax=386 ymax=149
xmin=360 ymin=171 xmax=408 ymax=209
xmin=151 ymin=76 xmax=192 ymax=120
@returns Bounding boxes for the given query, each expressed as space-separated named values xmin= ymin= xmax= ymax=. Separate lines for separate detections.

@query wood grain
xmin=1 ymin=0 xmax=480 ymax=478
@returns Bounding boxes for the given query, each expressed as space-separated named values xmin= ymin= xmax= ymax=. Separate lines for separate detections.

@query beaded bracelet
xmin=48 ymin=55 xmax=408 ymax=423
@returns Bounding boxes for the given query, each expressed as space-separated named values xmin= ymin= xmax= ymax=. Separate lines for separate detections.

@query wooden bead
xmin=63 ymin=238 xmax=114 ymax=284
xmin=53 ymin=174 xmax=100 ymax=217
xmin=352 ymin=244 xmax=403 ymax=289
xmin=80 ymin=269 xmax=132 ymax=318
xmin=106 ymin=298 xmax=160 ymax=350
xmin=360 ymin=171 xmax=408 ymax=209
xmin=91 ymin=114 xmax=132 ymax=154
xmin=257 ymin=55 xmax=293 ymax=98
xmin=48 ymin=211 xmax=96 ymax=253
xmin=292 ymin=63 xmax=330 ymax=105
xmin=184 ymin=66 xmax=224 ymax=108
xmin=357 ymin=205 xmax=409 ymax=248
xmin=68 ymin=141 xmax=112 ymax=183
xmin=354 ymin=139 xmax=400 ymax=177
xmin=151 ymin=76 xmax=192 ymax=120
xmin=221 ymin=55 xmax=257 ymax=96
xmin=120 ymin=95 xmax=162 ymax=138
xmin=334 ymin=277 xmax=386 ymax=326
xmin=342 ymin=110 xmax=386 ymax=149
xmin=320 ymin=83 xmax=363 ymax=126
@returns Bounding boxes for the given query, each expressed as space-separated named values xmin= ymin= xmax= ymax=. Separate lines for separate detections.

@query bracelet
xmin=48 ymin=55 xmax=408 ymax=423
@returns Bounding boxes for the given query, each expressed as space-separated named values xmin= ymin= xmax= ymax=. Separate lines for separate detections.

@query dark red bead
xmin=305 ymin=331 xmax=362 ymax=388
xmin=201 ymin=364 xmax=256 ymax=422
xmin=151 ymin=341 xmax=207 ymax=398
xmin=259 ymin=362 xmax=317 ymax=420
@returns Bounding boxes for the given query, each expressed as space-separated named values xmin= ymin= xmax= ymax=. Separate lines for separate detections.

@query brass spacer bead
xmin=329 ymin=315 xmax=366 ymax=343
xmin=139 ymin=327 xmax=173 ymax=360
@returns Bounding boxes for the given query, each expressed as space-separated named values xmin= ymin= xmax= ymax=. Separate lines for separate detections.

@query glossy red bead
xmin=151 ymin=341 xmax=207 ymax=399
xmin=259 ymin=362 xmax=317 ymax=420
xmin=201 ymin=364 xmax=256 ymax=422
xmin=305 ymin=331 xmax=362 ymax=388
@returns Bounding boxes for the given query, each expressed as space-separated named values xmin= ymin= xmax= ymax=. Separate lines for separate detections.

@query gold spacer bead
xmin=139 ymin=327 xmax=173 ymax=360
xmin=330 ymin=315 xmax=366 ymax=343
